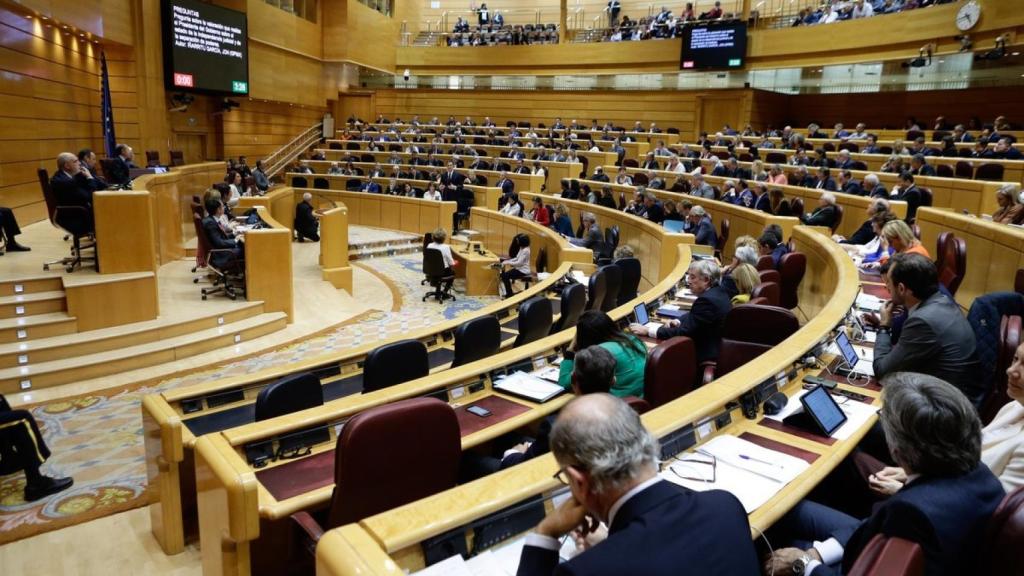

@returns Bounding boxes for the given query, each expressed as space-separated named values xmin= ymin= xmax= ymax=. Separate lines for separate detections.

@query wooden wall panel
xmin=416 ymin=1 xmax=741 ymax=29
xmin=0 ymin=10 xmax=102 ymax=223
xmin=747 ymin=88 xmax=790 ymax=132
xmin=222 ymin=99 xmax=326 ymax=160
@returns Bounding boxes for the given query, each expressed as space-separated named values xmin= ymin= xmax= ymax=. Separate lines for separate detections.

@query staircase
xmin=264 ymin=122 xmax=325 ymax=181
xmin=412 ymin=30 xmax=444 ymax=46
xmin=0 ymin=275 xmax=288 ymax=394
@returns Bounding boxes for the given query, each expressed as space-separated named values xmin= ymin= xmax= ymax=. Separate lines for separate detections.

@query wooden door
xmin=697 ymin=96 xmax=743 ymax=140
xmin=177 ymin=134 xmax=207 ymax=164
xmin=339 ymin=93 xmax=373 ymax=124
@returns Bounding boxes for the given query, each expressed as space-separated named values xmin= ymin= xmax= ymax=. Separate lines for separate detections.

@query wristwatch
xmin=791 ymin=554 xmax=813 ymax=575
xmin=877 ymin=325 xmax=891 ymax=335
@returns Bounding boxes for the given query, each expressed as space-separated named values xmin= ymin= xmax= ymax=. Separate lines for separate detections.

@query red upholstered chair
xmin=632 ymin=172 xmax=648 ymax=186
xmin=778 ymin=252 xmax=807 ymax=310
xmin=848 ymin=534 xmax=925 ymax=576
xmin=936 ymin=164 xmax=954 ymax=178
xmin=169 ymin=150 xmax=185 ymax=166
xmin=955 ymin=161 xmax=974 ymax=179
xmin=790 ymin=197 xmax=805 ymax=218
xmin=643 ymin=336 xmax=697 ymax=408
xmin=981 ymin=486 xmax=1024 ymax=575
xmin=936 ymin=236 xmax=966 ymax=298
xmin=766 ymin=152 xmax=786 ymax=164
xmin=758 ymin=269 xmax=781 ymax=285
xmin=702 ymin=305 xmax=799 ymax=383
xmin=1016 ymin=269 xmax=1024 ymax=295
xmin=291 ymin=397 xmax=460 ymax=548
xmin=756 ymin=255 xmax=776 ymax=272
xmin=980 ymin=315 xmax=1021 ymax=425
xmin=830 ymin=204 xmax=844 ymax=233
xmin=851 ymin=161 xmax=868 ymax=171
xmin=624 ymin=396 xmax=652 ymax=415
xmin=715 ymin=218 xmax=730 ymax=260
xmin=623 ymin=158 xmax=639 ymax=168
xmin=975 ymin=163 xmax=1005 ymax=182
xmin=750 ymin=281 xmax=780 ymax=307
xmin=748 ymin=296 xmax=769 ymax=305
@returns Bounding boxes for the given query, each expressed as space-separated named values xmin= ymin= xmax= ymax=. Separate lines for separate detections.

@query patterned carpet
xmin=0 ymin=253 xmax=499 ymax=544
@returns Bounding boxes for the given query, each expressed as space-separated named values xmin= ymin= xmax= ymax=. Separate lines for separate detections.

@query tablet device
xmin=798 ymin=385 xmax=848 ymax=437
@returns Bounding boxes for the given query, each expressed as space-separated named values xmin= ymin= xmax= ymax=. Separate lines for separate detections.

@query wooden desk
xmin=243 ymin=207 xmax=294 ymax=321
xmin=451 ymin=240 xmax=500 ymax=296
xmin=313 ymin=226 xmax=862 ymax=575
xmin=318 ymin=205 xmax=352 ymax=292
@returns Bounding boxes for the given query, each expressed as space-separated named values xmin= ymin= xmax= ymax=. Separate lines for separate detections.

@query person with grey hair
xmin=518 ymin=394 xmax=758 ymax=576
xmin=766 ymin=372 xmax=1005 ymax=576
xmin=863 ymin=173 xmax=887 ymax=198
xmin=294 ymin=192 xmax=320 ymax=242
xmin=836 ymin=197 xmax=890 ymax=245
xmin=569 ymin=212 xmax=602 ymax=251
xmin=630 ymin=260 xmax=730 ymax=362
xmin=802 ymin=192 xmax=839 ymax=229
xmin=689 ymin=173 xmax=715 ymax=199
xmin=991 ymin=183 xmax=1024 ymax=225
xmin=687 ymin=205 xmax=717 ymax=247
xmin=50 ymin=152 xmax=99 ymax=212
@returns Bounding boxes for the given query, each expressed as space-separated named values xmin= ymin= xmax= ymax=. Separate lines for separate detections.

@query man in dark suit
xmin=892 ymin=171 xmax=922 ymax=222
xmin=0 ymin=393 xmax=73 ymax=501
xmin=517 ymin=393 xmax=758 ymax=576
xmin=802 ymin=192 xmax=839 ymax=229
xmin=872 ymin=253 xmax=985 ymax=405
xmin=439 ymin=161 xmax=465 ymax=198
xmin=106 ymin=143 xmax=137 ymax=186
xmin=641 ymin=192 xmax=665 ymax=224
xmin=294 ymin=192 xmax=320 ymax=242
xmin=77 ymin=149 xmax=110 ymax=192
xmin=496 ymin=171 xmax=515 ymax=196
xmin=837 ymin=169 xmax=862 ymax=196
xmin=50 ymin=153 xmax=98 ymax=208
xmin=863 ymin=173 xmax=887 ymax=198
xmin=631 ymin=260 xmax=731 ymax=362
xmin=813 ymin=166 xmax=837 ymax=191
xmin=688 ymin=206 xmax=717 ymax=248
xmin=838 ymin=198 xmax=889 ymax=246
xmin=202 ymin=199 xmax=244 ymax=270
xmin=909 ymin=153 xmax=936 ymax=177
xmin=359 ymin=179 xmax=382 ymax=194
xmin=591 ymin=166 xmax=610 ymax=183
xmin=767 ymin=372 xmax=1004 ymax=576
xmin=833 ymin=149 xmax=855 ymax=170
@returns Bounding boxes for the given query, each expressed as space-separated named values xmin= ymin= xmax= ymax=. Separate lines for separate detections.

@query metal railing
xmin=263 ymin=122 xmax=323 ymax=180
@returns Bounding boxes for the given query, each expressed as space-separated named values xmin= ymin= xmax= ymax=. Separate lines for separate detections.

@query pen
xmin=739 ymin=454 xmax=782 ymax=468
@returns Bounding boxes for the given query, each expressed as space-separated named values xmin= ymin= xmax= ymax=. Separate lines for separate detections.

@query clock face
xmin=956 ymin=1 xmax=980 ymax=31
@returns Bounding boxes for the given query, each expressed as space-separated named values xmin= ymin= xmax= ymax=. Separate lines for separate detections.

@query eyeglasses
xmin=553 ymin=465 xmax=582 ymax=486
xmin=668 ymin=453 xmax=716 ymax=483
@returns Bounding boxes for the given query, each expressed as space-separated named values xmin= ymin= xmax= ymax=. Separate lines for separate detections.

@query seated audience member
xmin=864 ymin=219 xmax=927 ymax=268
xmin=853 ymin=212 xmax=899 ymax=265
xmin=728 ymin=263 xmax=760 ymax=305
xmin=423 ymin=182 xmax=443 ymax=201
xmin=552 ymin=204 xmax=574 ymax=237
xmin=992 ymin=184 xmax=1024 ymax=225
xmin=106 ymin=143 xmax=137 ymax=185
xmin=642 ymin=191 xmax=665 ymax=224
xmin=50 ymin=152 xmax=99 ymax=210
xmin=879 ymin=154 xmax=903 ymax=174
xmin=690 ymin=173 xmax=715 ymax=199
xmin=721 ymin=243 xmax=759 ymax=297
xmin=768 ymin=188 xmax=792 ymax=216
xmin=294 ymin=192 xmax=320 ymax=242
xmin=688 ymin=206 xmax=717 ymax=247
xmin=327 ymin=162 xmax=344 ymax=175
xmin=227 ymin=170 xmax=245 ymax=197
xmin=252 ymin=161 xmax=270 ymax=193
xmin=871 ymin=254 xmax=984 ymax=405
xmin=909 ymin=153 xmax=936 ymax=177
xmin=0 ymin=394 xmax=73 ymax=501
xmin=802 ymin=192 xmax=839 ymax=229
xmin=861 ymin=134 xmax=881 ymax=154
xmin=426 ymin=228 xmax=458 ymax=293
xmin=892 ymin=171 xmax=922 ymax=222
xmin=294 ymin=160 xmax=314 ymax=174
xmin=528 ymin=196 xmax=550 ymax=227
xmin=759 ymin=229 xmax=789 ymax=269
xmin=814 ymin=166 xmax=837 ymax=191
xmin=614 ymin=166 xmax=632 ymax=186
xmin=0 ymin=207 xmax=30 ymax=252
xmin=359 ymin=178 xmax=382 ymax=194
xmin=499 ymin=233 xmax=532 ymax=297
xmin=663 ymin=200 xmax=680 ymax=221
xmin=558 ymin=311 xmax=647 ymax=398
xmin=769 ymin=164 xmax=787 ymax=185
xmin=518 ymin=394 xmax=758 ymax=576
xmin=837 ymin=169 xmax=862 ymax=196
xmin=501 ymin=193 xmax=525 ymax=216
xmin=836 ymin=198 xmax=889 ymax=246
xmin=202 ymin=199 xmax=244 ymax=270
xmin=767 ymin=372 xmax=1005 ymax=576
xmin=630 ymin=260 xmax=730 ymax=363
xmin=570 ymin=212 xmax=602 ymax=250
xmin=76 ymin=149 xmax=110 ymax=191
xmin=595 ymin=186 xmax=617 ymax=210
xmin=985 ymin=137 xmax=1024 ymax=160
xmin=591 ymin=166 xmax=610 ymax=183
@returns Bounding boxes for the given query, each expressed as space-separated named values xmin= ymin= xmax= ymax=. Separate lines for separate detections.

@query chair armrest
xmin=700 ymin=361 xmax=717 ymax=386
xmin=291 ymin=511 xmax=325 ymax=545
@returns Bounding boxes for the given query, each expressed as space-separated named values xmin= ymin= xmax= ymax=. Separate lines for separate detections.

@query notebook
xmin=493 ymin=371 xmax=565 ymax=403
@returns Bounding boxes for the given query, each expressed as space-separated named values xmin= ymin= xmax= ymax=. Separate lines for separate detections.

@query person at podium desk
xmin=517 ymin=393 xmax=759 ymax=576
xmin=294 ymin=192 xmax=320 ymax=242
xmin=203 ymin=199 xmax=244 ymax=268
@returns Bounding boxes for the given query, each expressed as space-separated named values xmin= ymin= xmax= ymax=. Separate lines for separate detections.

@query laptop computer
xmin=634 ymin=303 xmax=662 ymax=331
xmin=834 ymin=331 xmax=874 ymax=377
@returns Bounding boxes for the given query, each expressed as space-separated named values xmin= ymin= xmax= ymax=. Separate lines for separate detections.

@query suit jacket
xmin=108 ymin=156 xmax=136 ymax=185
xmin=294 ymin=200 xmax=317 ymax=235
xmin=360 ymin=181 xmax=382 ymax=194
xmin=497 ymin=178 xmax=515 ymax=196
xmin=894 ymin=185 xmax=922 ymax=221
xmin=803 ymin=205 xmax=838 ymax=228
xmin=656 ymin=284 xmax=731 ymax=362
xmin=843 ymin=219 xmax=875 ymax=246
xmin=644 ymin=203 xmax=665 ymax=224
xmin=914 ymin=164 xmax=936 ymax=177
xmin=693 ymin=217 xmax=717 ymax=247
xmin=440 ymin=170 xmax=465 ymax=189
xmin=202 ymin=216 xmax=241 ymax=269
xmin=591 ymin=173 xmax=610 ymax=183
xmin=815 ymin=177 xmax=837 ymax=191
xmin=517 ymin=482 xmax=758 ymax=576
xmin=868 ymin=184 xmax=888 ymax=198
xmin=814 ymin=465 xmax=1004 ymax=576
xmin=50 ymin=171 xmax=95 ymax=208
xmin=873 ymin=291 xmax=985 ymax=406
xmin=841 ymin=181 xmax=863 ymax=196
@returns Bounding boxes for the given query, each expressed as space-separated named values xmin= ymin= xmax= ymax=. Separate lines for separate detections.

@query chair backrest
xmin=314 ymin=177 xmax=329 ymax=189
xmin=790 ymin=197 xmax=805 ymax=217
xmin=851 ymin=160 xmax=868 ymax=171
xmin=623 ymin=158 xmax=639 ymax=168
xmin=975 ymin=163 xmax=1005 ymax=181
xmin=714 ymin=339 xmax=772 ymax=379
xmin=643 ymin=336 xmax=697 ymax=408
xmin=423 ymin=247 xmax=449 ymax=278
xmin=1017 ymin=269 xmax=1024 ymax=295
xmin=919 ymin=187 xmax=933 ymax=208
xmin=586 ymin=267 xmax=608 ymax=311
xmin=905 ymin=129 xmax=924 ymax=141
xmin=632 ymin=172 xmax=648 ymax=186
xmin=550 ymin=283 xmax=587 ymax=333
xmin=451 ymin=315 xmax=501 ymax=368
xmin=756 ymin=255 xmax=776 ymax=272
xmin=981 ymin=314 xmax=1021 ymax=425
xmin=624 ymin=396 xmax=652 ymax=415
xmin=513 ymin=297 xmax=553 ymax=347
xmin=831 ymin=204 xmax=844 ymax=233
xmin=749 ymin=281 xmax=780 ymax=307
xmin=253 ymin=372 xmax=323 ymax=422
xmin=535 ymin=246 xmax=548 ymax=274
xmin=778 ymin=252 xmax=807 ymax=309
xmin=848 ymin=534 xmax=925 ymax=576
xmin=598 ymin=264 xmax=622 ymax=312
xmin=145 ymin=150 xmax=160 ymax=167
xmin=981 ymin=486 xmax=1024 ymax=575
xmin=766 ymin=152 xmax=786 ymax=164
xmin=192 ymin=212 xmax=210 ymax=267
xmin=716 ymin=218 xmax=730 ymax=256
xmin=362 ymin=339 xmax=430 ymax=393
xmin=293 ymin=176 xmax=308 ymax=188
xmin=615 ymin=258 xmax=642 ymax=306
xmin=605 ymin=226 xmax=620 ymax=250
xmin=748 ymin=296 xmax=769 ymax=305
xmin=325 ymin=397 xmax=460 ymax=528
xmin=955 ymin=161 xmax=974 ymax=178
xmin=936 ymin=164 xmax=954 ymax=178
xmin=722 ymin=304 xmax=799 ymax=345
xmin=169 ymin=150 xmax=185 ymax=166
xmin=37 ymin=168 xmax=57 ymax=223
xmin=758 ymin=269 xmax=781 ymax=285
xmin=937 ymin=236 xmax=966 ymax=297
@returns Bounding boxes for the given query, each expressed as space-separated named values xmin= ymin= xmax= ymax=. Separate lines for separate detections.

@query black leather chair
xmin=451 ymin=316 xmax=501 ymax=367
xmin=513 ymin=297 xmax=553 ymax=347
xmin=615 ymin=258 xmax=642 ymax=306
xmin=598 ymin=264 xmax=622 ymax=312
xmin=362 ymin=339 xmax=430 ymax=393
xmin=38 ymin=168 xmax=96 ymax=272
xmin=313 ymin=177 xmax=329 ymax=190
xmin=422 ymin=248 xmax=455 ymax=303
xmin=550 ymin=283 xmax=587 ymax=334
xmin=586 ymin=268 xmax=608 ymax=311
xmin=292 ymin=176 xmax=308 ymax=188
xmin=254 ymin=372 xmax=323 ymax=421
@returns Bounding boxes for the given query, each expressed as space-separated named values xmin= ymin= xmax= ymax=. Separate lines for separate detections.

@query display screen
xmin=800 ymin=386 xmax=848 ymax=436
xmin=680 ymin=22 xmax=747 ymax=70
xmin=834 ymin=331 xmax=860 ymax=368
xmin=161 ymin=0 xmax=249 ymax=95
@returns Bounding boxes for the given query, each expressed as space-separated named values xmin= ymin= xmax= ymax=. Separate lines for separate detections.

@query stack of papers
xmin=855 ymin=293 xmax=883 ymax=312
xmin=571 ymin=270 xmax=588 ymax=284
xmin=660 ymin=435 xmax=810 ymax=513
xmin=764 ymin=390 xmax=879 ymax=441
xmin=494 ymin=371 xmax=565 ymax=403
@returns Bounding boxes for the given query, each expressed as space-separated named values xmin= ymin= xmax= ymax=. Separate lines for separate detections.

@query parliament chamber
xmin=3 ymin=0 xmax=1024 ymax=575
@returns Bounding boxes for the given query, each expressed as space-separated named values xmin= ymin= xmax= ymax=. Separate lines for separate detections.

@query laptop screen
xmin=834 ymin=331 xmax=860 ymax=368
xmin=634 ymin=303 xmax=650 ymax=325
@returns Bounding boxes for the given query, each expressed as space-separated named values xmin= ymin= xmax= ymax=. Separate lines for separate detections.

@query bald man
xmin=294 ymin=192 xmax=320 ymax=242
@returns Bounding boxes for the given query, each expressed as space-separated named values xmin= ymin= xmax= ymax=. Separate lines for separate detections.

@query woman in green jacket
xmin=558 ymin=310 xmax=648 ymax=398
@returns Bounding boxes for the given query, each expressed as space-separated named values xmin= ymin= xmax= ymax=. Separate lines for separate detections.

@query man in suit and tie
xmin=801 ymin=192 xmax=839 ymax=229
xmin=513 ymin=159 xmax=531 ymax=174
xmin=766 ymin=372 xmax=1004 ymax=576
xmin=440 ymin=161 xmax=466 ymax=199
xmin=871 ymin=253 xmax=985 ymax=405
xmin=863 ymin=173 xmax=887 ymax=198
xmin=909 ymin=153 xmax=936 ymax=177
xmin=359 ymin=179 xmax=382 ymax=194
xmin=496 ymin=170 xmax=515 ymax=197
xmin=833 ymin=149 xmax=855 ymax=170
xmin=892 ymin=171 xmax=922 ymax=222
xmin=50 ymin=152 xmax=99 ymax=213
xmin=837 ymin=169 xmax=863 ymax=196
xmin=106 ymin=143 xmax=137 ymax=186
xmin=294 ymin=192 xmax=320 ymax=242
xmin=814 ymin=166 xmax=837 ymax=191
xmin=202 ymin=199 xmax=244 ymax=270
xmin=77 ymin=149 xmax=110 ymax=192
xmin=516 ymin=393 xmax=758 ymax=576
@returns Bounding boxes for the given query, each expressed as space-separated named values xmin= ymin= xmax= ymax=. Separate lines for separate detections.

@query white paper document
xmin=764 ymin=390 xmax=879 ymax=441
xmin=855 ymin=293 xmax=883 ymax=312
xmin=494 ymin=371 xmax=565 ymax=403
xmin=660 ymin=435 xmax=810 ymax=513
xmin=413 ymin=554 xmax=473 ymax=576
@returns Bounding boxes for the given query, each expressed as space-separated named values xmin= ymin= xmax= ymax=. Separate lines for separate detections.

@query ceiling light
xmin=1013 ymin=52 xmax=1021 ymax=56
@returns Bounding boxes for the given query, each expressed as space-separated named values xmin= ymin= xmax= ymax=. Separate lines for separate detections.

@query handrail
xmin=263 ymin=122 xmax=323 ymax=180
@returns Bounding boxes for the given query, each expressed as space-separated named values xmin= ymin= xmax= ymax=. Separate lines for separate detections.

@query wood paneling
xmin=416 ymin=1 xmax=741 ymax=29
xmin=222 ymin=99 xmax=326 ymax=160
